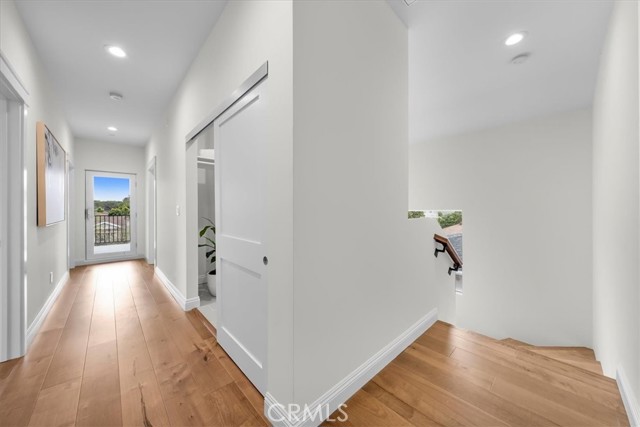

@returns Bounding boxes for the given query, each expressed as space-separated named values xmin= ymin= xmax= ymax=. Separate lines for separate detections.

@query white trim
xmin=265 ymin=308 xmax=439 ymax=427
xmin=185 ymin=62 xmax=268 ymax=143
xmin=0 ymin=51 xmax=27 ymax=362
xmin=26 ymin=271 xmax=69 ymax=346
xmin=146 ymin=157 xmax=157 ymax=267
xmin=74 ymin=254 xmax=144 ymax=266
xmin=155 ymin=267 xmax=200 ymax=311
xmin=617 ymin=365 xmax=640 ymax=427
xmin=0 ymin=50 xmax=30 ymax=104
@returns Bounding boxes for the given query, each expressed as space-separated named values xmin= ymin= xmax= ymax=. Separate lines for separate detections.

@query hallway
xmin=0 ymin=261 xmax=266 ymax=427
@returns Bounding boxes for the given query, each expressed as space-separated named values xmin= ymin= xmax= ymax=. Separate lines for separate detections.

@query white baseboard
xmin=155 ymin=267 xmax=200 ymax=311
xmin=617 ymin=365 xmax=640 ymax=427
xmin=26 ymin=271 xmax=69 ymax=346
xmin=74 ymin=254 xmax=144 ymax=266
xmin=265 ymin=308 xmax=439 ymax=427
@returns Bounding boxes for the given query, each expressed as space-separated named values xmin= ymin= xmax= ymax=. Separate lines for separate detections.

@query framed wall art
xmin=36 ymin=122 xmax=66 ymax=226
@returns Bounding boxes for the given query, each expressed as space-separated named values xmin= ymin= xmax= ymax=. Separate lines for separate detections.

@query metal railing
xmin=95 ymin=215 xmax=130 ymax=246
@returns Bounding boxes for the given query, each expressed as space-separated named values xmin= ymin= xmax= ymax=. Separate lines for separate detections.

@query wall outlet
xmin=176 ymin=205 xmax=180 ymax=216
xmin=49 ymin=272 xmax=53 ymax=284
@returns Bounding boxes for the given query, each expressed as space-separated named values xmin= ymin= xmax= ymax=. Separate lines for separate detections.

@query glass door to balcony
xmin=85 ymin=171 xmax=137 ymax=261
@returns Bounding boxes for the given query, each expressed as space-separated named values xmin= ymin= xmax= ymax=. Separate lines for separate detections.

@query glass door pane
xmin=86 ymin=171 xmax=136 ymax=261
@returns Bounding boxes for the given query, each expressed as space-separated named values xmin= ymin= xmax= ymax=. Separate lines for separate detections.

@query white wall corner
xmin=617 ymin=365 xmax=640 ymax=427
xmin=154 ymin=267 xmax=200 ymax=311
xmin=26 ymin=271 xmax=69 ymax=346
xmin=265 ymin=308 xmax=439 ymax=427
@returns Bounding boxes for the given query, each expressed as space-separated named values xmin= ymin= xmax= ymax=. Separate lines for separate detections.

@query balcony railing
xmin=95 ymin=215 xmax=130 ymax=246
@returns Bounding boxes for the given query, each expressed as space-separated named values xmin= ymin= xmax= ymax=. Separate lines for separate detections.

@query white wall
xmin=145 ymin=0 xmax=295 ymax=405
xmin=0 ymin=0 xmax=74 ymax=327
xmin=592 ymin=0 xmax=640 ymax=406
xmin=410 ymin=109 xmax=594 ymax=347
xmin=291 ymin=0 xmax=454 ymax=406
xmin=72 ymin=139 xmax=146 ymax=263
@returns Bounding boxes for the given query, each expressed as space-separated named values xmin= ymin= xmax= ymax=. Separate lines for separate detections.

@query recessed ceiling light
xmin=105 ymin=45 xmax=127 ymax=58
xmin=109 ymin=92 xmax=124 ymax=101
xmin=107 ymin=126 xmax=118 ymax=132
xmin=505 ymin=32 xmax=527 ymax=46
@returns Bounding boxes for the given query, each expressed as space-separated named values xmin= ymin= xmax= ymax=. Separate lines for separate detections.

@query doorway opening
xmin=196 ymin=124 xmax=217 ymax=325
xmin=85 ymin=171 xmax=137 ymax=261
xmin=184 ymin=67 xmax=268 ymax=395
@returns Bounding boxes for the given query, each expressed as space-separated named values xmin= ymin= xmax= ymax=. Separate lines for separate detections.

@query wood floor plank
xmin=324 ymin=389 xmax=414 ymax=427
xmin=27 ymin=379 xmax=82 ymax=427
xmin=76 ymin=340 xmax=122 ymax=426
xmin=114 ymin=275 xmax=171 ymax=427
xmin=206 ymin=338 xmax=268 ymax=425
xmin=186 ymin=309 xmax=216 ymax=341
xmin=200 ymin=382 xmax=268 ymax=427
xmin=41 ymin=270 xmax=96 ymax=389
xmin=76 ymin=273 xmax=121 ymax=427
xmin=120 ymin=368 xmax=171 ymax=427
xmin=360 ymin=382 xmax=445 ymax=427
xmin=373 ymin=363 xmax=510 ymax=426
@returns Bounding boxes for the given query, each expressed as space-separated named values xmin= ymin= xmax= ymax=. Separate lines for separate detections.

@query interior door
xmin=85 ymin=171 xmax=137 ymax=261
xmin=214 ymin=80 xmax=267 ymax=394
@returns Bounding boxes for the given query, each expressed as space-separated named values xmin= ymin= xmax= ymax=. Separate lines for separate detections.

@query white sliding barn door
xmin=214 ymin=80 xmax=267 ymax=394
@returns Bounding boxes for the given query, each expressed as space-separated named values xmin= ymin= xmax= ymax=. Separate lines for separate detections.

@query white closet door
xmin=214 ymin=80 xmax=267 ymax=394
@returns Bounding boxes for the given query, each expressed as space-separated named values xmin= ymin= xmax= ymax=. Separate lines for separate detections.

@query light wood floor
xmin=326 ymin=322 xmax=629 ymax=427
xmin=0 ymin=260 xmax=267 ymax=427
xmin=0 ymin=260 xmax=630 ymax=427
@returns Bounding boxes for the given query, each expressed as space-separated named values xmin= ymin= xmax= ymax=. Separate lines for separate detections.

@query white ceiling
xmin=388 ymin=0 xmax=613 ymax=143
xmin=16 ymin=0 xmax=228 ymax=146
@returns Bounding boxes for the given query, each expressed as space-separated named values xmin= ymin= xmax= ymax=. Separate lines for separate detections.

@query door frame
xmin=0 ymin=51 xmax=28 ymax=361
xmin=85 ymin=170 xmax=138 ymax=262
xmin=147 ymin=157 xmax=157 ymax=266
xmin=67 ymin=160 xmax=74 ymax=269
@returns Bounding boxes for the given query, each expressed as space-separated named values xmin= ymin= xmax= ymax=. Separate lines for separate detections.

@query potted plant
xmin=199 ymin=218 xmax=216 ymax=297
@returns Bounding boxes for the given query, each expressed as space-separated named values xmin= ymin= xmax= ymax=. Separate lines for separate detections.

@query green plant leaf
xmin=199 ymin=225 xmax=212 ymax=237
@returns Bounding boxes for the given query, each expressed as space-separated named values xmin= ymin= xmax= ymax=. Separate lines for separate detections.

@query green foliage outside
xmin=408 ymin=211 xmax=426 ymax=219
xmin=438 ymin=211 xmax=462 ymax=228
xmin=94 ymin=197 xmax=130 ymax=216
xmin=109 ymin=204 xmax=130 ymax=216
